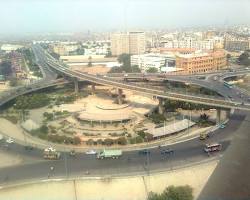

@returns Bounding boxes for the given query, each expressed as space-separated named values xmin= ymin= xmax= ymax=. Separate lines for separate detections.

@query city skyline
xmin=0 ymin=0 xmax=250 ymax=35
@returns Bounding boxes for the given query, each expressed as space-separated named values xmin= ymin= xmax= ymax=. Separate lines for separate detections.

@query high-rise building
xmin=110 ymin=33 xmax=130 ymax=56
xmin=128 ymin=32 xmax=146 ymax=55
xmin=111 ymin=32 xmax=146 ymax=56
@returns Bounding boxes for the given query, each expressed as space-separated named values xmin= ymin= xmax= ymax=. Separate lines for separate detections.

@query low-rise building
xmin=131 ymin=53 xmax=176 ymax=72
xmin=175 ymin=50 xmax=227 ymax=74
xmin=52 ymin=44 xmax=79 ymax=56
xmin=60 ymin=55 xmax=120 ymax=68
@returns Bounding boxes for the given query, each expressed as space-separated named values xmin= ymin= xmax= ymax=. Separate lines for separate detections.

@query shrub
xmin=73 ymin=136 xmax=81 ymax=145
xmin=86 ymin=139 xmax=94 ymax=145
xmin=116 ymin=137 xmax=127 ymax=145
xmin=40 ymin=124 xmax=49 ymax=134
xmin=103 ymin=138 xmax=114 ymax=146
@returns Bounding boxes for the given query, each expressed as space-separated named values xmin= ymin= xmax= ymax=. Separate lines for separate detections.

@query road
xmin=0 ymin=110 xmax=246 ymax=185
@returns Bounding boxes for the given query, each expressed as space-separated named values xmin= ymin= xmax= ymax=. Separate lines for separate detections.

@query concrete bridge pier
xmin=91 ymin=84 xmax=96 ymax=95
xmin=216 ymin=108 xmax=221 ymax=125
xmin=158 ymin=98 xmax=164 ymax=115
xmin=226 ymin=109 xmax=231 ymax=119
xmin=74 ymin=78 xmax=79 ymax=93
xmin=117 ymin=88 xmax=123 ymax=105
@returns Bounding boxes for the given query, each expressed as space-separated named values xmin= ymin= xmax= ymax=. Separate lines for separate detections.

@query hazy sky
xmin=0 ymin=0 xmax=250 ymax=34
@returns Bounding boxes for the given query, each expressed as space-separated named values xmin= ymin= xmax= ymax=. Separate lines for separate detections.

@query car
xmin=85 ymin=150 xmax=97 ymax=155
xmin=199 ymin=132 xmax=210 ymax=140
xmin=70 ymin=150 xmax=76 ymax=156
xmin=6 ymin=138 xmax=14 ymax=144
xmin=24 ymin=145 xmax=34 ymax=150
xmin=160 ymin=148 xmax=174 ymax=155
xmin=219 ymin=124 xmax=226 ymax=129
xmin=138 ymin=149 xmax=150 ymax=155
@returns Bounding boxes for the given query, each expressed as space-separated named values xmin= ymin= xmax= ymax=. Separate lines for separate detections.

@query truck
xmin=43 ymin=147 xmax=60 ymax=160
xmin=96 ymin=149 xmax=122 ymax=159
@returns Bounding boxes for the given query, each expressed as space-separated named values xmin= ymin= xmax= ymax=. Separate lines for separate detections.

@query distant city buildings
xmin=160 ymin=36 xmax=224 ymax=51
xmin=10 ymin=52 xmax=25 ymax=78
xmin=1 ymin=44 xmax=23 ymax=53
xmin=52 ymin=43 xmax=79 ymax=56
xmin=111 ymin=32 xmax=146 ymax=56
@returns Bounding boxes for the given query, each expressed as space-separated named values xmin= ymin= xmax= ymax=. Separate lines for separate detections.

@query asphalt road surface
xmin=0 ymin=110 xmax=245 ymax=185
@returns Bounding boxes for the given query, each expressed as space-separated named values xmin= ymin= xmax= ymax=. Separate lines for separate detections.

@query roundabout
xmin=0 ymin=45 xmax=250 ymax=199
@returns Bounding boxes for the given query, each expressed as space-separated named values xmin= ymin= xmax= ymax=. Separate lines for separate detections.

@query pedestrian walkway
xmin=0 ymin=117 xmax=213 ymax=152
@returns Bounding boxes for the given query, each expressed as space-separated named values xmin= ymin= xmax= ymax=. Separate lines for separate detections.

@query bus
xmin=204 ymin=143 xmax=222 ymax=153
xmin=223 ymin=81 xmax=233 ymax=89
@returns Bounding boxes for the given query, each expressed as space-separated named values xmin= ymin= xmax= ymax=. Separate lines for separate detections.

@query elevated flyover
xmin=39 ymin=49 xmax=250 ymax=111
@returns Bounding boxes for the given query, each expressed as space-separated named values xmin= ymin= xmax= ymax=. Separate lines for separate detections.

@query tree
xmin=238 ymin=51 xmax=250 ymax=66
xmin=9 ymin=78 xmax=18 ymax=87
xmin=73 ymin=136 xmax=81 ymax=145
xmin=40 ymin=124 xmax=49 ymax=134
xmin=109 ymin=66 xmax=123 ymax=73
xmin=103 ymin=138 xmax=114 ymax=146
xmin=148 ymin=185 xmax=193 ymax=200
xmin=118 ymin=53 xmax=132 ymax=72
xmin=86 ymin=139 xmax=94 ymax=145
xmin=146 ymin=67 xmax=158 ymax=73
xmin=116 ymin=137 xmax=127 ymax=145
xmin=0 ymin=61 xmax=12 ymax=75
xmin=131 ymin=65 xmax=141 ymax=73
xmin=199 ymin=113 xmax=209 ymax=121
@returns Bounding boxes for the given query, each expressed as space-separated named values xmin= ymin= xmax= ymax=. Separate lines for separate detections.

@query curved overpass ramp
xmin=45 ymin=58 xmax=250 ymax=111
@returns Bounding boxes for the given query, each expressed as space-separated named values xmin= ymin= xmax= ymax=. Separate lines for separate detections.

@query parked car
xmin=6 ymin=138 xmax=14 ymax=144
xmin=160 ymin=148 xmax=174 ymax=155
xmin=70 ymin=150 xmax=76 ymax=156
xmin=85 ymin=150 xmax=97 ymax=155
xmin=219 ymin=124 xmax=226 ymax=129
xmin=138 ymin=149 xmax=150 ymax=155
xmin=24 ymin=145 xmax=34 ymax=150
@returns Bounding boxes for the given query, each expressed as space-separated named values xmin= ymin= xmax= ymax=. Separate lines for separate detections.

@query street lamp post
xmin=63 ymin=140 xmax=68 ymax=178
xmin=145 ymin=136 xmax=150 ymax=175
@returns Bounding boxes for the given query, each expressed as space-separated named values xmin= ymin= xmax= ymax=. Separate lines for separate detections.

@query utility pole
xmin=63 ymin=140 xmax=68 ymax=178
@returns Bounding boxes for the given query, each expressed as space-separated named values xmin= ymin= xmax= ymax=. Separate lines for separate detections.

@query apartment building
xmin=175 ymin=50 xmax=227 ymax=74
xmin=111 ymin=32 xmax=146 ymax=56
xmin=224 ymin=39 xmax=250 ymax=52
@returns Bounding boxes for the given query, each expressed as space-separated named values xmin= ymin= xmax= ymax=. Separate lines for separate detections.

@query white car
xmin=85 ymin=150 xmax=97 ymax=155
xmin=6 ymin=138 xmax=14 ymax=144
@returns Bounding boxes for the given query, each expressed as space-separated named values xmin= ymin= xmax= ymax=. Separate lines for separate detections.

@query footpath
xmin=0 ymin=118 xmax=217 ymax=152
